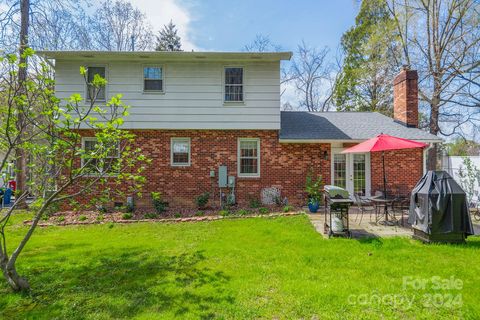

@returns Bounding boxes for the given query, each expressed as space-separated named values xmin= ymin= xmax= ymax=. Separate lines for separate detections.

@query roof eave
xmin=35 ymin=50 xmax=293 ymax=62
xmin=279 ymin=138 xmax=442 ymax=144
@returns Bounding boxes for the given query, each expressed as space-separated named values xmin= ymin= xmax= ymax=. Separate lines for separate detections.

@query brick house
xmin=38 ymin=51 xmax=441 ymax=209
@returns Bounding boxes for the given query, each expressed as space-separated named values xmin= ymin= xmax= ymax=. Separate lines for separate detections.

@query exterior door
xmin=332 ymin=149 xmax=371 ymax=196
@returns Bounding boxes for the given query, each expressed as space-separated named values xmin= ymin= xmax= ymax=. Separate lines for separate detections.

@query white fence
xmin=442 ymin=156 xmax=480 ymax=201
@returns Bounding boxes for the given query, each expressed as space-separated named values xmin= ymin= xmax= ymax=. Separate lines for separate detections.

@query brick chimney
xmin=393 ymin=66 xmax=418 ymax=128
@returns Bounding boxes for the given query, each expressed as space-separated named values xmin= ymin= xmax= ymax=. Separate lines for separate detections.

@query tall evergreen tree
xmin=334 ymin=0 xmax=400 ymax=115
xmin=155 ymin=20 xmax=182 ymax=51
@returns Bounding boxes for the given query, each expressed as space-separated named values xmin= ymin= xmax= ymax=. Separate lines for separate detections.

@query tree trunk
xmin=15 ymin=0 xmax=30 ymax=208
xmin=0 ymin=194 xmax=55 ymax=292
xmin=427 ymin=84 xmax=441 ymax=170
xmin=0 ymin=257 xmax=30 ymax=292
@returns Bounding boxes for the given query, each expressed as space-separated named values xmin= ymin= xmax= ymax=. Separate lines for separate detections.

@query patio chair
xmin=354 ymin=193 xmax=376 ymax=224
xmin=392 ymin=191 xmax=411 ymax=226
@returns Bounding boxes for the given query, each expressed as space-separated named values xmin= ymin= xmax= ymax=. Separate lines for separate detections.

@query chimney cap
xmin=394 ymin=67 xmax=418 ymax=85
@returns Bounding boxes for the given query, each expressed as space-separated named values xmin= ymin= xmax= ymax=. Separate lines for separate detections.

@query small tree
xmin=244 ymin=34 xmax=282 ymax=52
xmin=457 ymin=157 xmax=480 ymax=206
xmin=0 ymin=49 xmax=148 ymax=291
xmin=89 ymin=0 xmax=154 ymax=51
xmin=305 ymin=169 xmax=323 ymax=205
xmin=155 ymin=20 xmax=182 ymax=51
xmin=290 ymin=41 xmax=334 ymax=112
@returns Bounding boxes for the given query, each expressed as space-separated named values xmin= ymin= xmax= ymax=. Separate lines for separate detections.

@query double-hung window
xmin=87 ymin=66 xmax=106 ymax=101
xmin=224 ymin=67 xmax=243 ymax=102
xmin=171 ymin=138 xmax=191 ymax=166
xmin=238 ymin=138 xmax=260 ymax=177
xmin=81 ymin=137 xmax=120 ymax=175
xmin=144 ymin=66 xmax=163 ymax=92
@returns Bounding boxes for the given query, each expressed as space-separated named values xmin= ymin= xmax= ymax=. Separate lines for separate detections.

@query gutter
xmin=423 ymin=143 xmax=435 ymax=174
xmin=279 ymin=139 xmax=443 ymax=144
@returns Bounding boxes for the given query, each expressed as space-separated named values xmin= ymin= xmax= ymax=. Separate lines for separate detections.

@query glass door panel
xmin=333 ymin=154 xmax=347 ymax=189
xmin=353 ymin=154 xmax=366 ymax=195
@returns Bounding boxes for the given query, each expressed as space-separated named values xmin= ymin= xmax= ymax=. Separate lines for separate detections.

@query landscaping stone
xmin=25 ymin=210 xmax=303 ymax=227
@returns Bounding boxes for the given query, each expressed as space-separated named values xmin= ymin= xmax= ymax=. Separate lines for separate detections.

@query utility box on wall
xmin=218 ymin=166 xmax=228 ymax=188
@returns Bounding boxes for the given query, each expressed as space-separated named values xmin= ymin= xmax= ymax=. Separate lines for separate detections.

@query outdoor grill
xmin=409 ymin=171 xmax=475 ymax=243
xmin=323 ymin=185 xmax=353 ymax=238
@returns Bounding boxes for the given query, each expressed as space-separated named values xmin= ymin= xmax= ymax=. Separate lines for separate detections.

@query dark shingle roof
xmin=280 ymin=111 xmax=441 ymax=142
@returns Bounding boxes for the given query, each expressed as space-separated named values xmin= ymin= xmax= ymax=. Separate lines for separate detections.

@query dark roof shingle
xmin=280 ymin=111 xmax=441 ymax=141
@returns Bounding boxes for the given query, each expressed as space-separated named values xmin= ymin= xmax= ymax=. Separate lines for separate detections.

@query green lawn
xmin=1 ymin=213 xmax=479 ymax=319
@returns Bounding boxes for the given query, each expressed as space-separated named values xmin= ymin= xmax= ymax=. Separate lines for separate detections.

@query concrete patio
xmin=308 ymin=208 xmax=414 ymax=239
xmin=308 ymin=208 xmax=480 ymax=239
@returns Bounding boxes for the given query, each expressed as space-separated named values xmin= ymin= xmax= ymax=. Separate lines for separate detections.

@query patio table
xmin=368 ymin=196 xmax=397 ymax=225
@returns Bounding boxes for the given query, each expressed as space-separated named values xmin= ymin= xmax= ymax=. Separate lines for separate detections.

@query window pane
xmin=87 ymin=67 xmax=106 ymax=100
xmin=240 ymin=159 xmax=257 ymax=174
xmin=239 ymin=140 xmax=259 ymax=175
xmin=173 ymin=153 xmax=189 ymax=164
xmin=144 ymin=80 xmax=163 ymax=91
xmin=333 ymin=154 xmax=346 ymax=189
xmin=82 ymin=138 xmax=119 ymax=175
xmin=353 ymin=154 xmax=366 ymax=194
xmin=225 ymin=85 xmax=243 ymax=102
xmin=224 ymin=68 xmax=243 ymax=102
xmin=172 ymin=139 xmax=190 ymax=165
xmin=240 ymin=141 xmax=257 ymax=157
xmin=144 ymin=67 xmax=162 ymax=79
xmin=84 ymin=140 xmax=96 ymax=152
xmin=173 ymin=141 xmax=189 ymax=153
xmin=225 ymin=68 xmax=243 ymax=84
xmin=88 ymin=67 xmax=105 ymax=81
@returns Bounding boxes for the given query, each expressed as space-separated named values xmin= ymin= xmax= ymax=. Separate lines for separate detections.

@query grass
xmin=0 ymin=212 xmax=479 ymax=319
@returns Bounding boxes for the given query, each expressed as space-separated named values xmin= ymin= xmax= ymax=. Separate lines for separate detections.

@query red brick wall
xmin=370 ymin=148 xmax=424 ymax=196
xmin=393 ymin=68 xmax=419 ymax=127
xmin=74 ymin=130 xmax=331 ymax=209
xmin=66 ymin=130 xmax=423 ymax=211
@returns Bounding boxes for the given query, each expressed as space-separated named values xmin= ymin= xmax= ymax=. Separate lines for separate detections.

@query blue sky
xmin=184 ymin=0 xmax=358 ymax=51
xmin=132 ymin=0 xmax=359 ymax=52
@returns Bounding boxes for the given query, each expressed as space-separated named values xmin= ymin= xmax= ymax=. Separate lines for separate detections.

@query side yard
xmin=1 ymin=213 xmax=479 ymax=319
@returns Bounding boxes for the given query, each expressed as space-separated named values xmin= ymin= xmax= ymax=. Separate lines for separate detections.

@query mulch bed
xmin=23 ymin=210 xmax=304 ymax=227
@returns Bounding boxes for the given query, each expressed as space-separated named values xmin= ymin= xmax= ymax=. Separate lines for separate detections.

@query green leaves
xmin=21 ymin=47 xmax=35 ymax=59
xmin=0 ymin=47 xmax=148 ymax=218
xmin=334 ymin=0 xmax=398 ymax=114
xmin=92 ymin=73 xmax=107 ymax=88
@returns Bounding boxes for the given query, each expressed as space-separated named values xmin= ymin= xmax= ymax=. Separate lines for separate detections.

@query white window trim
xmin=237 ymin=138 xmax=260 ymax=178
xmin=142 ymin=64 xmax=165 ymax=94
xmin=81 ymin=137 xmax=120 ymax=176
xmin=85 ymin=65 xmax=108 ymax=103
xmin=171 ymin=137 xmax=191 ymax=167
xmin=223 ymin=66 xmax=245 ymax=105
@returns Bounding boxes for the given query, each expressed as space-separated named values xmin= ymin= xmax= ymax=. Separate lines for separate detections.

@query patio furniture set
xmin=322 ymin=134 xmax=426 ymax=238
xmin=354 ymin=192 xmax=410 ymax=226
xmin=322 ymin=185 xmax=410 ymax=238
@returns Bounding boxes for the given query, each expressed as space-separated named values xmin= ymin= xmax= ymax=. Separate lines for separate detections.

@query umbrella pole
xmin=382 ymin=151 xmax=387 ymax=199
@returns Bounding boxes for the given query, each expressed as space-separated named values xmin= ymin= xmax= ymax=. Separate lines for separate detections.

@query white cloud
xmin=130 ymin=0 xmax=198 ymax=51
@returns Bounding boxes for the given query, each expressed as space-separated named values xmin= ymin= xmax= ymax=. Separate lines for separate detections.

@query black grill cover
xmin=409 ymin=171 xmax=474 ymax=236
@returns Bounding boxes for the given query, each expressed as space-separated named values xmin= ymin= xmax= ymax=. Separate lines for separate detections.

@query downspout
xmin=423 ymin=143 xmax=434 ymax=174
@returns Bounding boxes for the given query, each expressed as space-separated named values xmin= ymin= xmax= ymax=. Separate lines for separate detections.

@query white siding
xmin=54 ymin=60 xmax=281 ymax=130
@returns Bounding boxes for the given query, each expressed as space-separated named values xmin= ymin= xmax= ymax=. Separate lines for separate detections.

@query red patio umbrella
xmin=342 ymin=134 xmax=428 ymax=198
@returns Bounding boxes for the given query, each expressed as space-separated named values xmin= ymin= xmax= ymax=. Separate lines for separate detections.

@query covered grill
xmin=409 ymin=171 xmax=475 ymax=243
xmin=324 ymin=185 xmax=353 ymax=238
